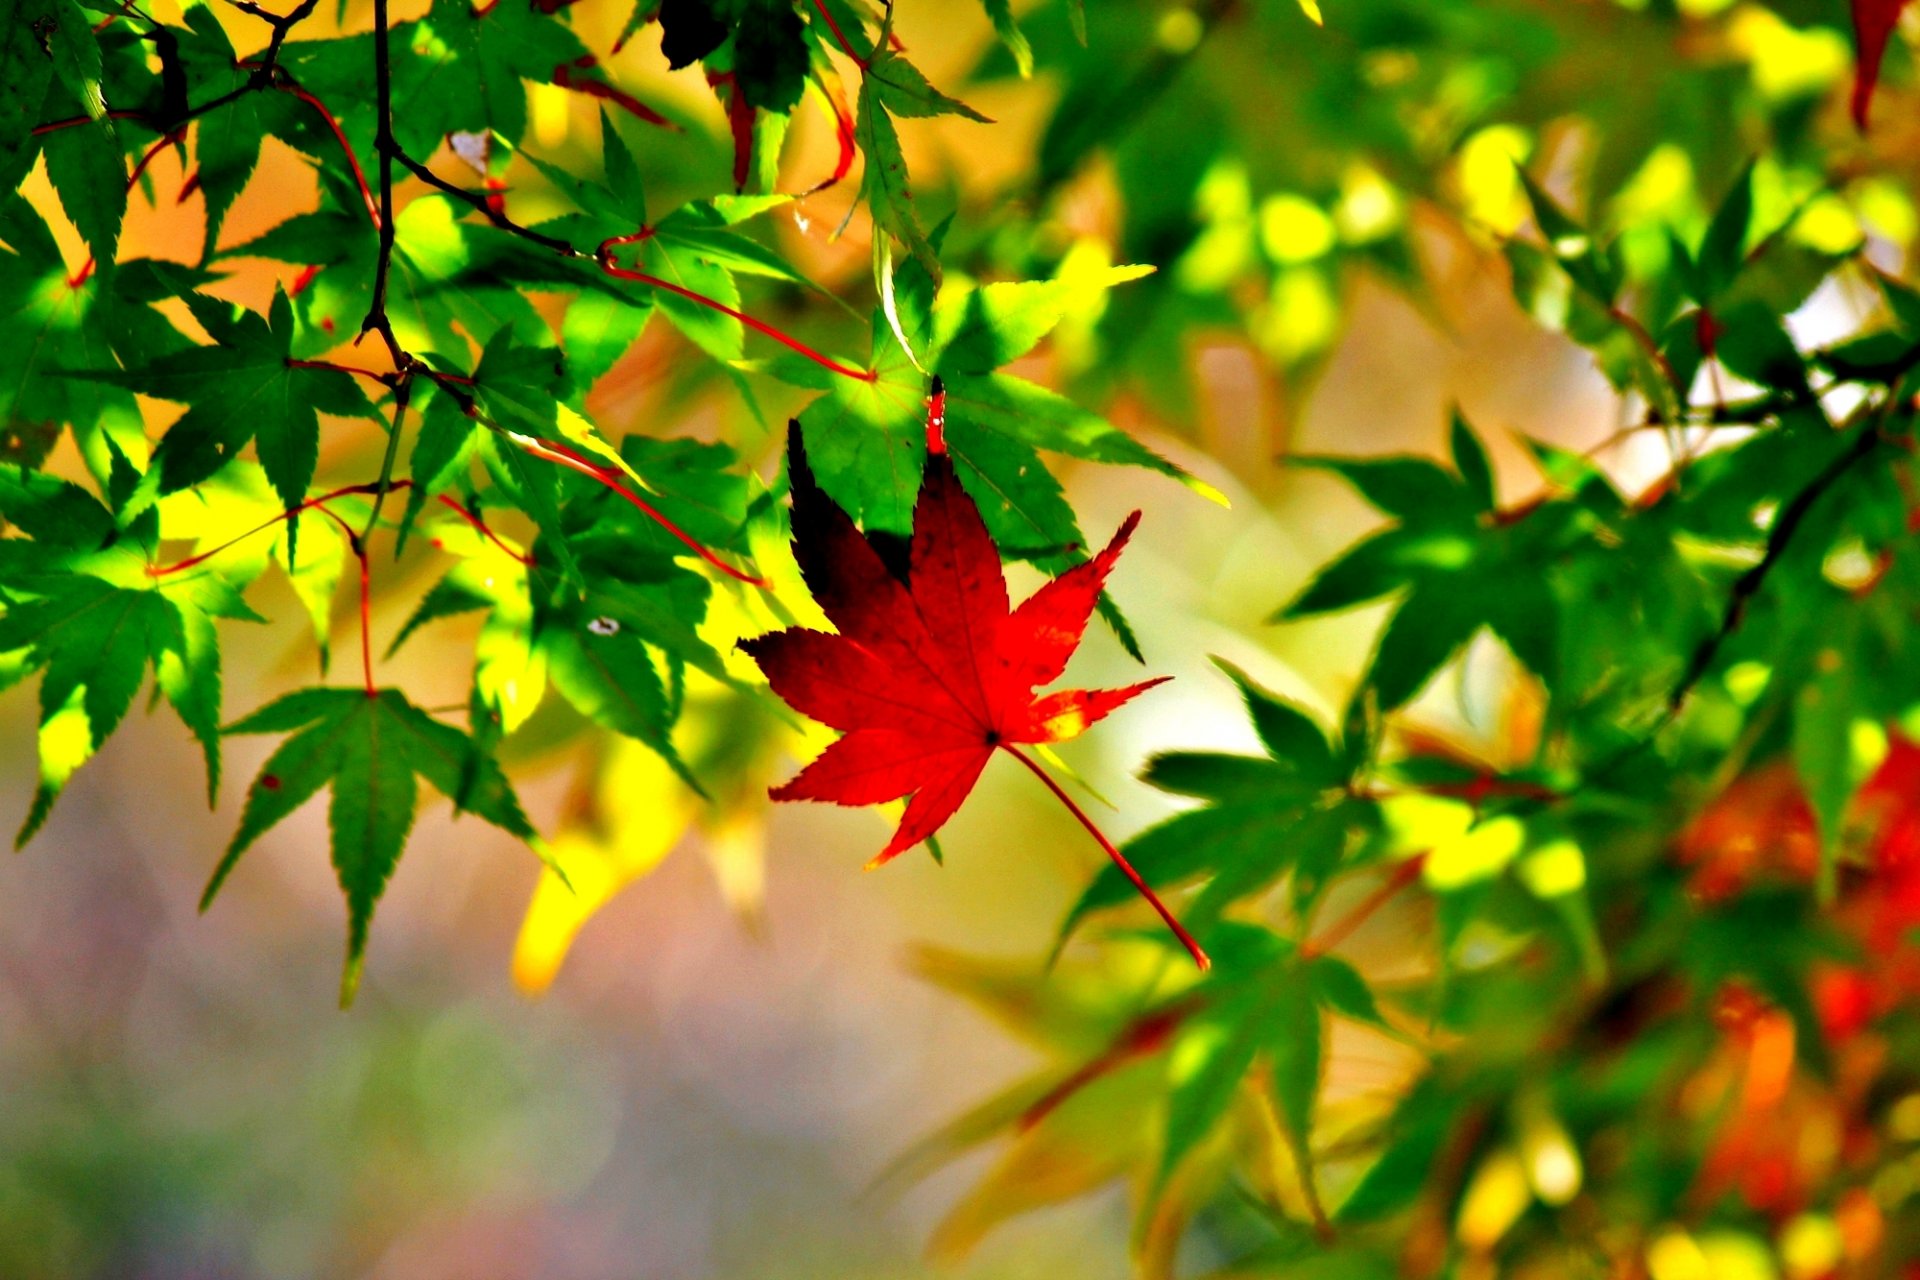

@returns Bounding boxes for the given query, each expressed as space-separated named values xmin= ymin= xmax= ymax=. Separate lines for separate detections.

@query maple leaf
xmin=743 ymin=405 xmax=1206 ymax=968
xmin=204 ymin=686 xmax=538 ymax=1006
xmin=82 ymin=289 xmax=373 ymax=510
xmin=1852 ymin=0 xmax=1913 ymax=130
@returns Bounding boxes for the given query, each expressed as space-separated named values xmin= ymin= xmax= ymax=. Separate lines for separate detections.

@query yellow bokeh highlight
xmin=1256 ymin=267 xmax=1339 ymax=364
xmin=1517 ymin=839 xmax=1586 ymax=898
xmin=1728 ymin=6 xmax=1849 ymax=102
xmin=1425 ymin=816 xmax=1526 ymax=891
xmin=1778 ymin=1214 xmax=1843 ymax=1279
xmin=1456 ymin=1148 xmax=1530 ymax=1249
xmin=1456 ymin=125 xmax=1533 ymax=235
xmin=1259 ymin=194 xmax=1336 ymax=265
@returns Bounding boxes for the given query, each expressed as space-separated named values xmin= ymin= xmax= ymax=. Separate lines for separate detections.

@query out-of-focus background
xmin=3 ymin=0 xmax=1905 ymax=1275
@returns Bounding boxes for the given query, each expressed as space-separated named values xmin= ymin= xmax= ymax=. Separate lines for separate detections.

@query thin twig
xmin=1663 ymin=422 xmax=1886 ymax=717
xmin=1301 ymin=856 xmax=1426 ymax=961
xmin=359 ymin=0 xmax=406 ymax=366
xmin=390 ymin=147 xmax=586 ymax=258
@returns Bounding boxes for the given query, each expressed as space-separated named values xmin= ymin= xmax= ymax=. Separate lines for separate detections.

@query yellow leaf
xmin=926 ymin=1063 xmax=1158 ymax=1263
xmin=511 ymin=739 xmax=699 ymax=994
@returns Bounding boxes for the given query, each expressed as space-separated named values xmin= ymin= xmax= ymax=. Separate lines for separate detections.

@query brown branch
xmin=358 ymin=0 xmax=406 ymax=367
xmin=1663 ymin=422 xmax=1886 ymax=718
xmin=388 ymin=146 xmax=587 ymax=259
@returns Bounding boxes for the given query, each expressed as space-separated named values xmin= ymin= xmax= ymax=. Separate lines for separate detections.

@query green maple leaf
xmin=0 ymin=195 xmax=156 ymax=476
xmin=792 ymin=246 xmax=1212 ymax=560
xmin=0 ymin=538 xmax=260 ymax=845
xmin=1278 ymin=414 xmax=1567 ymax=711
xmin=207 ymin=686 xmax=538 ymax=1006
xmin=504 ymin=120 xmax=815 ymax=368
xmin=83 ymin=289 xmax=374 ymax=510
xmin=409 ymin=0 xmax=590 ymax=148
xmin=225 ymin=167 xmax=549 ymax=364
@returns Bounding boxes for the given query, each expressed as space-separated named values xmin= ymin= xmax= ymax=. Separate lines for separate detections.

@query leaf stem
xmin=597 ymin=240 xmax=875 ymax=383
xmin=434 ymin=495 xmax=533 ymax=566
xmin=146 ymin=480 xmax=398 ymax=577
xmin=286 ymin=357 xmax=396 ymax=384
xmin=802 ymin=72 xmax=858 ymax=195
xmin=1300 ymin=855 xmax=1425 ymax=960
xmin=553 ymin=56 xmax=674 ymax=128
xmin=500 ymin=432 xmax=766 ymax=585
xmin=810 ymin=0 xmax=870 ymax=68
xmin=281 ymin=80 xmax=381 ymax=229
xmin=1002 ymin=744 xmax=1209 ymax=970
xmin=65 ymin=126 xmax=188 ymax=288
xmin=346 ymin=528 xmax=375 ymax=696
xmin=390 ymin=146 xmax=586 ymax=258
xmin=356 ymin=0 xmax=404 ymax=368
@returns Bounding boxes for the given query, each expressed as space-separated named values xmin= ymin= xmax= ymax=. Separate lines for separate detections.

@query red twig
xmin=287 ymin=357 xmax=396 ymax=385
xmin=1019 ymin=1000 xmax=1198 ymax=1131
xmin=68 ymin=128 xmax=189 ymax=289
xmin=504 ymin=433 xmax=766 ymax=585
xmin=435 ymin=494 xmax=533 ymax=566
xmin=554 ymin=56 xmax=673 ymax=128
xmin=803 ymin=74 xmax=858 ymax=196
xmin=276 ymin=79 xmax=380 ymax=227
xmin=31 ymin=109 xmax=149 ymax=136
xmin=810 ymin=0 xmax=870 ymax=68
xmin=146 ymin=481 xmax=399 ymax=579
xmin=597 ymin=239 xmax=874 ymax=383
xmin=1300 ymin=856 xmax=1426 ymax=960
xmin=1003 ymin=745 xmax=1210 ymax=971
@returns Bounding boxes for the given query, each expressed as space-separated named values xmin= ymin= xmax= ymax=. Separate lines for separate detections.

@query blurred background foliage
xmin=8 ymin=0 xmax=1920 ymax=1276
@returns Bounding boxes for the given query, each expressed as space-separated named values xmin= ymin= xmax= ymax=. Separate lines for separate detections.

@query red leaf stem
xmin=554 ymin=55 xmax=673 ymax=128
xmin=502 ymin=433 xmax=767 ymax=585
xmin=289 ymin=263 xmax=326 ymax=296
xmin=1300 ymin=854 xmax=1426 ymax=960
xmin=68 ymin=128 xmax=187 ymax=289
xmin=803 ymin=74 xmax=858 ymax=195
xmin=596 ymin=238 xmax=875 ymax=383
xmin=274 ymin=79 xmax=380 ymax=227
xmin=810 ymin=0 xmax=870 ymax=68
xmin=31 ymin=109 xmax=149 ymax=136
xmin=1018 ymin=1000 xmax=1199 ymax=1131
xmin=434 ymin=494 xmax=534 ymax=565
xmin=1003 ymin=745 xmax=1210 ymax=971
xmin=286 ymin=357 xmax=397 ymax=384
xmin=146 ymin=481 xmax=401 ymax=579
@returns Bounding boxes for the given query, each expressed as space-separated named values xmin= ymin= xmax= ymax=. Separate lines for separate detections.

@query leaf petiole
xmin=1001 ymin=744 xmax=1209 ymax=970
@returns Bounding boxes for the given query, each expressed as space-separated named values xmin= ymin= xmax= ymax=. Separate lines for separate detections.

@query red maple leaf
xmin=744 ymin=388 xmax=1206 ymax=968
xmin=1852 ymin=0 xmax=1913 ymax=129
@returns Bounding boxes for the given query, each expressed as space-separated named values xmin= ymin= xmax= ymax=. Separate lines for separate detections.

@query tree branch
xmin=359 ymin=0 xmax=406 ymax=367
xmin=1664 ymin=421 xmax=1886 ymax=717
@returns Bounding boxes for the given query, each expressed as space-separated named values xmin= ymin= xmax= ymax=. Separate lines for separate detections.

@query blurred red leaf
xmin=1852 ymin=0 xmax=1913 ymax=129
